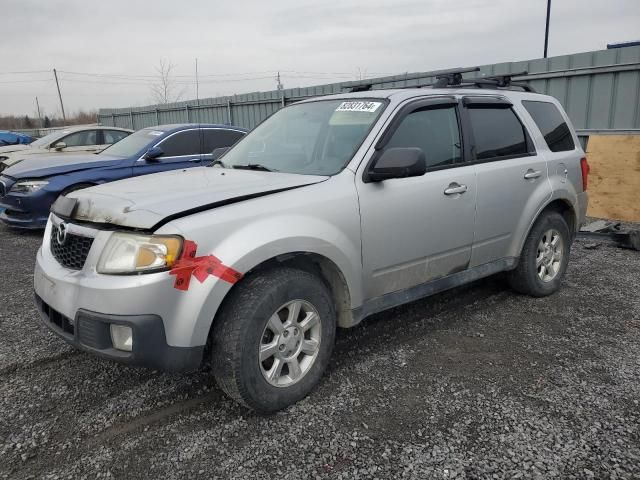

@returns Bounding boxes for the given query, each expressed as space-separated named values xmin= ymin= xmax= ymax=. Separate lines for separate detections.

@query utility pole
xmin=543 ymin=0 xmax=551 ymax=58
xmin=195 ymin=58 xmax=200 ymax=106
xmin=276 ymin=72 xmax=285 ymax=107
xmin=35 ymin=97 xmax=43 ymax=128
xmin=53 ymin=68 xmax=66 ymax=122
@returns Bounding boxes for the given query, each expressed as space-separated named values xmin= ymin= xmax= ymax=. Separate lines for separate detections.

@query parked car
xmin=0 ymin=124 xmax=246 ymax=228
xmin=0 ymin=131 xmax=33 ymax=146
xmin=33 ymin=80 xmax=588 ymax=412
xmin=0 ymin=126 xmax=133 ymax=172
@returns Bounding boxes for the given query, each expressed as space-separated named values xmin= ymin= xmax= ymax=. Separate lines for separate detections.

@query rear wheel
xmin=508 ymin=211 xmax=571 ymax=297
xmin=211 ymin=267 xmax=336 ymax=413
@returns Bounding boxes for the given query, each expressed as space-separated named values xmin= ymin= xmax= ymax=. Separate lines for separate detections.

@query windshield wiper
xmin=232 ymin=163 xmax=275 ymax=172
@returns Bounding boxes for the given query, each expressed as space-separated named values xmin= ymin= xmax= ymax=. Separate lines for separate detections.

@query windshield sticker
xmin=147 ymin=131 xmax=163 ymax=136
xmin=335 ymin=101 xmax=382 ymax=113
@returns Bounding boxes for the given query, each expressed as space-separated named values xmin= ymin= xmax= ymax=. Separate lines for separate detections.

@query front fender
xmin=184 ymin=216 xmax=361 ymax=346
xmin=157 ymin=175 xmax=363 ymax=347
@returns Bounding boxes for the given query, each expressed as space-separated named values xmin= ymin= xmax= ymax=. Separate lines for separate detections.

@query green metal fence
xmin=98 ymin=46 xmax=640 ymax=135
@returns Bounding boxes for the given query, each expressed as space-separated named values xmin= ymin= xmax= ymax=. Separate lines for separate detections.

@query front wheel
xmin=211 ymin=267 xmax=336 ymax=413
xmin=508 ymin=211 xmax=571 ymax=297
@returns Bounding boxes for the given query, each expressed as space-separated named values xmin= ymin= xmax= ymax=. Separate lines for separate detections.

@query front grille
xmin=50 ymin=224 xmax=94 ymax=270
xmin=36 ymin=295 xmax=75 ymax=336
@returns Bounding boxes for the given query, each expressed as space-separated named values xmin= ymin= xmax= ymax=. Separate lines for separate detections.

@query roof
xmin=301 ymin=87 xmax=547 ymax=105
xmin=143 ymin=123 xmax=248 ymax=133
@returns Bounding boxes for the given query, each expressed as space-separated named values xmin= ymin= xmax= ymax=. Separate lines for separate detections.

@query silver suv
xmin=34 ymin=75 xmax=589 ymax=412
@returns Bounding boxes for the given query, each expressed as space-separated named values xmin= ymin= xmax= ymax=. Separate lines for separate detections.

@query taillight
xmin=580 ymin=157 xmax=589 ymax=191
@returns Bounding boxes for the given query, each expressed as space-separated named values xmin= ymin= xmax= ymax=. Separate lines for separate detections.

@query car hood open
xmin=4 ymin=153 xmax=127 ymax=178
xmin=66 ymin=167 xmax=328 ymax=230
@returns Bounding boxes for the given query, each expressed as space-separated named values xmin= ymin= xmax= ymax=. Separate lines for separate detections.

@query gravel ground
xmin=0 ymin=223 xmax=639 ymax=479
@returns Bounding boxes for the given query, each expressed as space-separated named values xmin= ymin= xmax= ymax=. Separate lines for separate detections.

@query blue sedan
xmin=0 ymin=124 xmax=246 ymax=229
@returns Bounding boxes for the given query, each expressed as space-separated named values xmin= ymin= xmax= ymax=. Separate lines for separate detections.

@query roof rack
xmin=432 ymin=67 xmax=481 ymax=87
xmin=460 ymin=71 xmax=536 ymax=92
xmin=342 ymin=68 xmax=536 ymax=93
xmin=348 ymin=84 xmax=374 ymax=93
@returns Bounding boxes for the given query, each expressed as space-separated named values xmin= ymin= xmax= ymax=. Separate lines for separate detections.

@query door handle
xmin=189 ymin=158 xmax=202 ymax=162
xmin=524 ymin=169 xmax=542 ymax=180
xmin=444 ymin=183 xmax=468 ymax=195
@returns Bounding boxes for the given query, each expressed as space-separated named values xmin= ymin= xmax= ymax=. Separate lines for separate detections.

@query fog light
xmin=110 ymin=325 xmax=133 ymax=352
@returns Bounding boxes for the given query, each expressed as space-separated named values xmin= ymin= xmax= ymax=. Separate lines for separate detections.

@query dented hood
xmin=67 ymin=167 xmax=328 ymax=229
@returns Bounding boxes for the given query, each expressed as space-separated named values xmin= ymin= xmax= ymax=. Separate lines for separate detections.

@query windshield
xmin=100 ymin=128 xmax=163 ymax=157
xmin=31 ymin=130 xmax=69 ymax=148
xmin=218 ymin=99 xmax=385 ymax=175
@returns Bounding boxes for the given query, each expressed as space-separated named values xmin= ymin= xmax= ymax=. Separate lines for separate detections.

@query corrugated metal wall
xmin=98 ymin=46 xmax=640 ymax=134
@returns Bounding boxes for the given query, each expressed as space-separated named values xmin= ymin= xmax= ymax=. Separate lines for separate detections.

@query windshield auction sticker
xmin=335 ymin=101 xmax=382 ymax=113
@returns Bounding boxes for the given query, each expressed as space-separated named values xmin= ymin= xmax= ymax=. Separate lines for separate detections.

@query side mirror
xmin=211 ymin=147 xmax=229 ymax=161
xmin=143 ymin=146 xmax=164 ymax=161
xmin=53 ymin=142 xmax=67 ymax=151
xmin=364 ymin=147 xmax=427 ymax=183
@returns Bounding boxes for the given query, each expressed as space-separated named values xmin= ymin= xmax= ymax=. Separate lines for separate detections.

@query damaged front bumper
xmin=34 ymin=294 xmax=204 ymax=371
xmin=32 ymin=215 xmax=225 ymax=371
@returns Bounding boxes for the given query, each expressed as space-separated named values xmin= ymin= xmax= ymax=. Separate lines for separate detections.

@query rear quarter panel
xmin=508 ymin=96 xmax=585 ymax=257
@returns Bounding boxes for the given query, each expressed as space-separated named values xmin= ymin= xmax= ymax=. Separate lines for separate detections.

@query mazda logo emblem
xmin=56 ymin=223 xmax=68 ymax=245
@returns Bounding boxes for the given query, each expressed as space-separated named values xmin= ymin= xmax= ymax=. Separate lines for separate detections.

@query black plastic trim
xmin=35 ymin=294 xmax=204 ymax=372
xmin=352 ymin=257 xmax=518 ymax=324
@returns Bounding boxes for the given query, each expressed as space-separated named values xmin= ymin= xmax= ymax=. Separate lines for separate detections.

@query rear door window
xmin=201 ymin=129 xmax=245 ymax=154
xmin=157 ymin=130 xmax=200 ymax=157
xmin=59 ymin=130 xmax=99 ymax=147
xmin=385 ymin=105 xmax=462 ymax=169
xmin=522 ymin=101 xmax=575 ymax=152
xmin=466 ymin=107 xmax=529 ymax=160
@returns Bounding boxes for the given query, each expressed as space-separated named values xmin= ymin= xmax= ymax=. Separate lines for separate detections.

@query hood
xmin=3 ymin=153 xmax=127 ymax=178
xmin=67 ymin=167 xmax=328 ymax=229
xmin=0 ymin=144 xmax=30 ymax=155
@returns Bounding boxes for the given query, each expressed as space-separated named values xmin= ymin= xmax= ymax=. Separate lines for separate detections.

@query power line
xmin=0 ymin=70 xmax=50 ymax=75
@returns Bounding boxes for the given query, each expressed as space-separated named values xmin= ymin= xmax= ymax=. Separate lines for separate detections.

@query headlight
xmin=10 ymin=180 xmax=49 ymax=193
xmin=97 ymin=232 xmax=183 ymax=274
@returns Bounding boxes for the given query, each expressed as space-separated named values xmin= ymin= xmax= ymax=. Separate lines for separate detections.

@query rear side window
xmin=385 ymin=106 xmax=461 ymax=169
xmin=467 ymin=108 xmax=528 ymax=160
xmin=59 ymin=130 xmax=99 ymax=147
xmin=523 ymin=101 xmax=575 ymax=152
xmin=201 ymin=129 xmax=245 ymax=154
xmin=104 ymin=130 xmax=130 ymax=145
xmin=158 ymin=130 xmax=200 ymax=157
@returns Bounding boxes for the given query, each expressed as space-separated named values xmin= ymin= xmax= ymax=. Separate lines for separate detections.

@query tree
xmin=44 ymin=116 xmax=51 ymax=128
xmin=23 ymin=115 xmax=33 ymax=128
xmin=150 ymin=58 xmax=185 ymax=105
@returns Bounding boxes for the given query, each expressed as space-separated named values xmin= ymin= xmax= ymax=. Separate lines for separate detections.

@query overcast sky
xmin=1 ymin=0 xmax=638 ymax=117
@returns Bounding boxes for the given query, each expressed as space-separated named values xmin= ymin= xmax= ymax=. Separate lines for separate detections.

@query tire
xmin=211 ymin=267 xmax=336 ymax=413
xmin=508 ymin=211 xmax=571 ymax=297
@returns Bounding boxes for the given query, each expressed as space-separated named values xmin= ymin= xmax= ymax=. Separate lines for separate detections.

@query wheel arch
xmin=513 ymin=197 xmax=578 ymax=260
xmin=201 ymin=251 xmax=355 ymax=361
